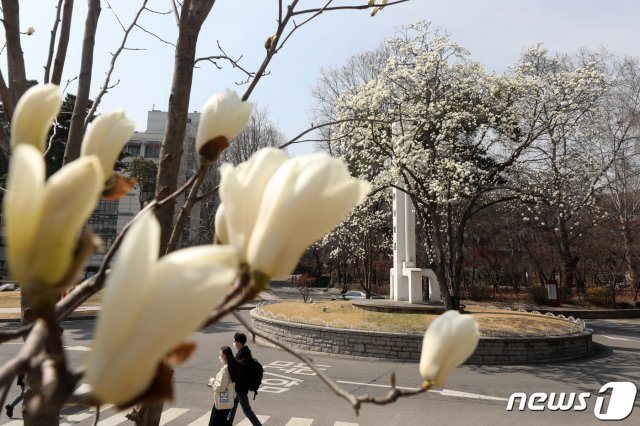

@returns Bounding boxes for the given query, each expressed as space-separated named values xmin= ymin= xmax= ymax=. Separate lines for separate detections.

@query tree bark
xmin=155 ymin=0 xmax=215 ymax=252
xmin=1 ymin=0 xmax=27 ymax=110
xmin=63 ymin=0 xmax=100 ymax=165
xmin=51 ymin=0 xmax=75 ymax=85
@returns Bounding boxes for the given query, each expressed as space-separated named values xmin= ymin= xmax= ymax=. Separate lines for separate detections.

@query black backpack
xmin=247 ymin=358 xmax=264 ymax=399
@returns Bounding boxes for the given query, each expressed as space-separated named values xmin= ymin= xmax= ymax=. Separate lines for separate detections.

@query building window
xmin=125 ymin=143 xmax=141 ymax=156
xmin=144 ymin=144 xmax=160 ymax=158
xmin=87 ymin=199 xmax=119 ymax=247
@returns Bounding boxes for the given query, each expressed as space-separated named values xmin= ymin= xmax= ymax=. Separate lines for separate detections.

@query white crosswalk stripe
xmin=236 ymin=414 xmax=270 ymax=425
xmin=0 ymin=407 xmax=359 ymax=425
xmin=159 ymin=408 xmax=189 ymax=425
xmin=187 ymin=412 xmax=211 ymax=426
xmin=285 ymin=417 xmax=314 ymax=425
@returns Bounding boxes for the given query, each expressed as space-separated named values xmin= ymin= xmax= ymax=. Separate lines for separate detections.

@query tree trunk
xmin=141 ymin=2 xmax=215 ymax=424
xmin=155 ymin=0 xmax=214 ymax=251
xmin=623 ymin=223 xmax=640 ymax=301
xmin=62 ymin=0 xmax=100 ymax=165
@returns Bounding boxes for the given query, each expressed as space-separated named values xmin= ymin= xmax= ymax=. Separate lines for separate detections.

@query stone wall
xmin=250 ymin=310 xmax=593 ymax=364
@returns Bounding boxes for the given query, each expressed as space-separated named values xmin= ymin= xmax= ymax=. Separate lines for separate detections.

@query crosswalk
xmin=0 ymin=405 xmax=359 ymax=426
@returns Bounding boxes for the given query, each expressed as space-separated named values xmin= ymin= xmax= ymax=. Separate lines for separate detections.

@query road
xmin=0 ymin=312 xmax=639 ymax=425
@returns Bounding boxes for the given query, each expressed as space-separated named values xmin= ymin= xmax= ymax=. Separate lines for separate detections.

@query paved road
xmin=0 ymin=313 xmax=639 ymax=425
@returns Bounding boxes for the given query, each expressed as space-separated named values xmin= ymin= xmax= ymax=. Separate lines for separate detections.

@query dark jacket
xmin=234 ymin=345 xmax=253 ymax=394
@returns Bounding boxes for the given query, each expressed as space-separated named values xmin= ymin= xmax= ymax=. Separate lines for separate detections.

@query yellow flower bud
xmin=30 ymin=156 xmax=103 ymax=285
xmin=10 ymin=83 xmax=62 ymax=152
xmin=3 ymin=145 xmax=46 ymax=284
xmin=419 ymin=311 xmax=480 ymax=387
xmin=81 ymin=110 xmax=136 ymax=181
xmin=195 ymin=90 xmax=253 ymax=161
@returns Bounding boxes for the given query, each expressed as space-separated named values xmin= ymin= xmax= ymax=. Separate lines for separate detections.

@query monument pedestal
xmin=390 ymin=185 xmax=441 ymax=304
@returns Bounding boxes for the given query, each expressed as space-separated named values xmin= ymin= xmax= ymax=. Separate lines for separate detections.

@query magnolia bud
xmin=81 ymin=110 xmax=136 ymax=182
xmin=195 ymin=90 xmax=253 ymax=162
xmin=11 ymin=84 xmax=63 ymax=152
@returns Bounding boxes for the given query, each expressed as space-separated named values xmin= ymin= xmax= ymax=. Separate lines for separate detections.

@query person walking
xmin=5 ymin=373 xmax=25 ymax=418
xmin=227 ymin=332 xmax=262 ymax=425
xmin=208 ymin=346 xmax=238 ymax=426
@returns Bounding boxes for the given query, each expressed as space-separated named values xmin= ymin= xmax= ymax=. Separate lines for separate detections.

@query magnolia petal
xmin=419 ymin=311 xmax=480 ymax=387
xmin=30 ymin=156 xmax=103 ymax=285
xmin=214 ymin=203 xmax=229 ymax=244
xmin=3 ymin=145 xmax=46 ymax=284
xmin=90 ymin=210 xmax=160 ymax=359
xmin=10 ymin=84 xmax=63 ymax=152
xmin=195 ymin=90 xmax=254 ymax=157
xmin=219 ymin=148 xmax=288 ymax=259
xmin=247 ymin=153 xmax=370 ymax=277
xmin=87 ymin=245 xmax=238 ymax=405
xmin=81 ymin=110 xmax=136 ymax=181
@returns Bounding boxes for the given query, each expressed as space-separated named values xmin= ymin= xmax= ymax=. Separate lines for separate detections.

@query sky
xmin=15 ymin=0 xmax=640 ymax=156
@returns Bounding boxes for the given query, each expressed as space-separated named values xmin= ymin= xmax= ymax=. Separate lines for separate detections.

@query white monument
xmin=389 ymin=186 xmax=441 ymax=304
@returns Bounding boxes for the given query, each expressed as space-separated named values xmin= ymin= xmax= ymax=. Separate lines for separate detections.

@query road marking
xmin=600 ymin=335 xmax=640 ymax=343
xmin=187 ymin=413 xmax=211 ymax=425
xmin=336 ymin=380 xmax=507 ymax=401
xmin=160 ymin=407 xmax=189 ymax=425
xmin=236 ymin=415 xmax=270 ymax=425
xmin=286 ymin=418 xmax=314 ymax=426
xmin=60 ymin=404 xmax=114 ymax=425
xmin=64 ymin=345 xmax=91 ymax=352
xmin=97 ymin=411 xmax=129 ymax=425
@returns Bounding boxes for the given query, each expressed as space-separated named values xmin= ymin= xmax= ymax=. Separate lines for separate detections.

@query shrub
xmin=585 ymin=286 xmax=608 ymax=306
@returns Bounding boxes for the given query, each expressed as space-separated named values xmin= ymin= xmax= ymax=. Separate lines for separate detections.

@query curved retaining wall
xmin=250 ymin=310 xmax=593 ymax=364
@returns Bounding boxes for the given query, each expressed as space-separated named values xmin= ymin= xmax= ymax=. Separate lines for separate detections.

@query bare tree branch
xmin=136 ymin=23 xmax=176 ymax=47
xmin=62 ymin=0 xmax=101 ymax=165
xmin=51 ymin=0 xmax=75 ymax=85
xmin=84 ymin=0 xmax=150 ymax=128
xmin=44 ymin=0 xmax=64 ymax=84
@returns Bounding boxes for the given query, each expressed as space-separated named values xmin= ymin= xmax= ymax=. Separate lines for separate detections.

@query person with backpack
xmin=227 ymin=332 xmax=262 ymax=426
xmin=5 ymin=373 xmax=25 ymax=418
xmin=208 ymin=346 xmax=237 ymax=426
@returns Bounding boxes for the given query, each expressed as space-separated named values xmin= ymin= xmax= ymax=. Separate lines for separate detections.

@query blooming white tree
xmin=509 ymin=46 xmax=619 ymax=290
xmin=327 ymin=21 xmax=617 ymax=309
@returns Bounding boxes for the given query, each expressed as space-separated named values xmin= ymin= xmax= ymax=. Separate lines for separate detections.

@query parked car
xmin=332 ymin=291 xmax=385 ymax=300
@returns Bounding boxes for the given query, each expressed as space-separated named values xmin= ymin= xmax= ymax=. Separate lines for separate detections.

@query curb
xmin=0 ymin=302 xmax=262 ymax=324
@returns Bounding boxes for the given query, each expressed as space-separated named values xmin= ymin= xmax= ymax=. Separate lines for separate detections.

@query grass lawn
xmin=0 ymin=289 xmax=103 ymax=319
xmin=259 ymin=301 xmax=584 ymax=336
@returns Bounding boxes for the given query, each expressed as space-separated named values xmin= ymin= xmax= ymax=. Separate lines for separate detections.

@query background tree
xmin=126 ymin=158 xmax=158 ymax=209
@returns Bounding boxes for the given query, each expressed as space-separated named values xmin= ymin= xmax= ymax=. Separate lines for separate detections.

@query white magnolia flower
xmin=214 ymin=203 xmax=229 ymax=244
xmin=3 ymin=145 xmax=103 ymax=286
xmin=26 ymin=26 xmax=36 ymax=35
xmin=195 ymin=90 xmax=253 ymax=160
xmin=419 ymin=310 xmax=480 ymax=387
xmin=10 ymin=83 xmax=63 ymax=152
xmin=85 ymin=211 xmax=238 ymax=405
xmin=219 ymin=148 xmax=370 ymax=278
xmin=81 ymin=110 xmax=136 ymax=181
xmin=219 ymin=148 xmax=288 ymax=259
